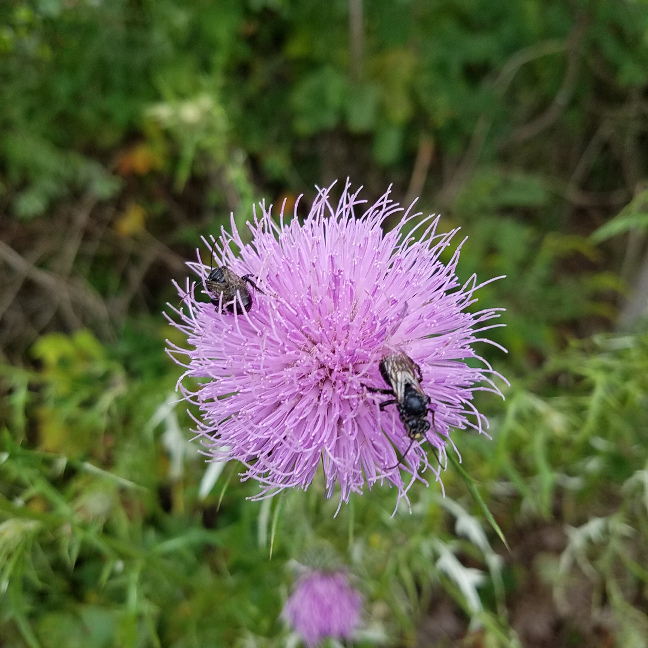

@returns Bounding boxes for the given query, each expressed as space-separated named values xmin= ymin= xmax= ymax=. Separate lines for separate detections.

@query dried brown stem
xmin=405 ymin=135 xmax=435 ymax=207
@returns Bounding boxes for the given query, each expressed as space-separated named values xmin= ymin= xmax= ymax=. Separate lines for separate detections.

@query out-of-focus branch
xmin=436 ymin=20 xmax=593 ymax=210
xmin=0 ymin=240 xmax=114 ymax=339
xmin=349 ymin=0 xmax=364 ymax=82
xmin=436 ymin=115 xmax=491 ymax=209
xmin=566 ymin=123 xmax=609 ymax=191
xmin=618 ymin=246 xmax=648 ymax=330
xmin=493 ymin=40 xmax=567 ymax=95
xmin=506 ymin=23 xmax=585 ymax=144
xmin=561 ymin=187 xmax=628 ymax=208
xmin=0 ymin=241 xmax=49 ymax=320
xmin=56 ymin=193 xmax=96 ymax=277
xmin=405 ymin=135 xmax=435 ymax=207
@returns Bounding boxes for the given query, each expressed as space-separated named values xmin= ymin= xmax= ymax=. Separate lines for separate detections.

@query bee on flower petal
xmin=205 ymin=241 xmax=264 ymax=314
xmin=364 ymin=351 xmax=436 ymax=466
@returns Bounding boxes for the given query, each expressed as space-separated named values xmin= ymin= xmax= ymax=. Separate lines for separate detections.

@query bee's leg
xmin=362 ymin=384 xmax=393 ymax=395
xmin=428 ymin=442 xmax=442 ymax=468
xmin=241 ymin=275 xmax=266 ymax=295
xmin=379 ymin=399 xmax=398 ymax=411
xmin=387 ymin=437 xmax=417 ymax=470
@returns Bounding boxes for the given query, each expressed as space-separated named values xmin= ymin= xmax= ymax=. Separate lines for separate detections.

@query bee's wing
xmin=383 ymin=353 xmax=419 ymax=401
xmin=404 ymin=355 xmax=428 ymax=398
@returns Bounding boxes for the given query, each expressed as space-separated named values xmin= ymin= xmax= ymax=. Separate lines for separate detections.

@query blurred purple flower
xmin=167 ymin=181 xmax=505 ymax=508
xmin=282 ymin=570 xmax=362 ymax=646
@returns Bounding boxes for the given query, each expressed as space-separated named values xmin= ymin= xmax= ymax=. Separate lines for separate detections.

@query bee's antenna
xmin=427 ymin=439 xmax=442 ymax=469
xmin=388 ymin=436 xmax=417 ymax=470
xmin=426 ymin=410 xmax=444 ymax=469
xmin=209 ymin=238 xmax=219 ymax=272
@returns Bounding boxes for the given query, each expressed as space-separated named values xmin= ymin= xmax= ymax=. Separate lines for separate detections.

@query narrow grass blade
xmin=448 ymin=452 xmax=510 ymax=551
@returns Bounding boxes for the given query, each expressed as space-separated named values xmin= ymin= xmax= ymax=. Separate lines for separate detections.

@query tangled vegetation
xmin=1 ymin=0 xmax=648 ymax=646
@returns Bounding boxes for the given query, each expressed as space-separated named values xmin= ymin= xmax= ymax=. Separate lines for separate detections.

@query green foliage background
xmin=1 ymin=0 xmax=648 ymax=646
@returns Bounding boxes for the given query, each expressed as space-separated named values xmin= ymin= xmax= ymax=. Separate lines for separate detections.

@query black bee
xmin=205 ymin=241 xmax=263 ymax=314
xmin=364 ymin=352 xmax=436 ymax=467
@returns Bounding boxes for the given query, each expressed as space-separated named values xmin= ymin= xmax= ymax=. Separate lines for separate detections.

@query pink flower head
xmin=282 ymin=570 xmax=362 ymax=646
xmin=167 ymin=181 xmax=505 ymax=508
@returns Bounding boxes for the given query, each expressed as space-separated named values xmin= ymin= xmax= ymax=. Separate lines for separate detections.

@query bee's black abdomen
xmin=403 ymin=388 xmax=428 ymax=416
xmin=223 ymin=293 xmax=253 ymax=314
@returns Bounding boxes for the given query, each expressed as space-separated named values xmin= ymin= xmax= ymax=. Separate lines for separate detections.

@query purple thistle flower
xmin=167 ymin=181 xmax=505 ymax=509
xmin=282 ymin=570 xmax=362 ymax=647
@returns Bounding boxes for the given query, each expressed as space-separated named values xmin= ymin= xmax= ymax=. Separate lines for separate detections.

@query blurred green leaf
xmin=291 ymin=66 xmax=347 ymax=135
xmin=592 ymin=211 xmax=648 ymax=243
xmin=345 ymin=83 xmax=380 ymax=133
xmin=373 ymin=123 xmax=404 ymax=165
